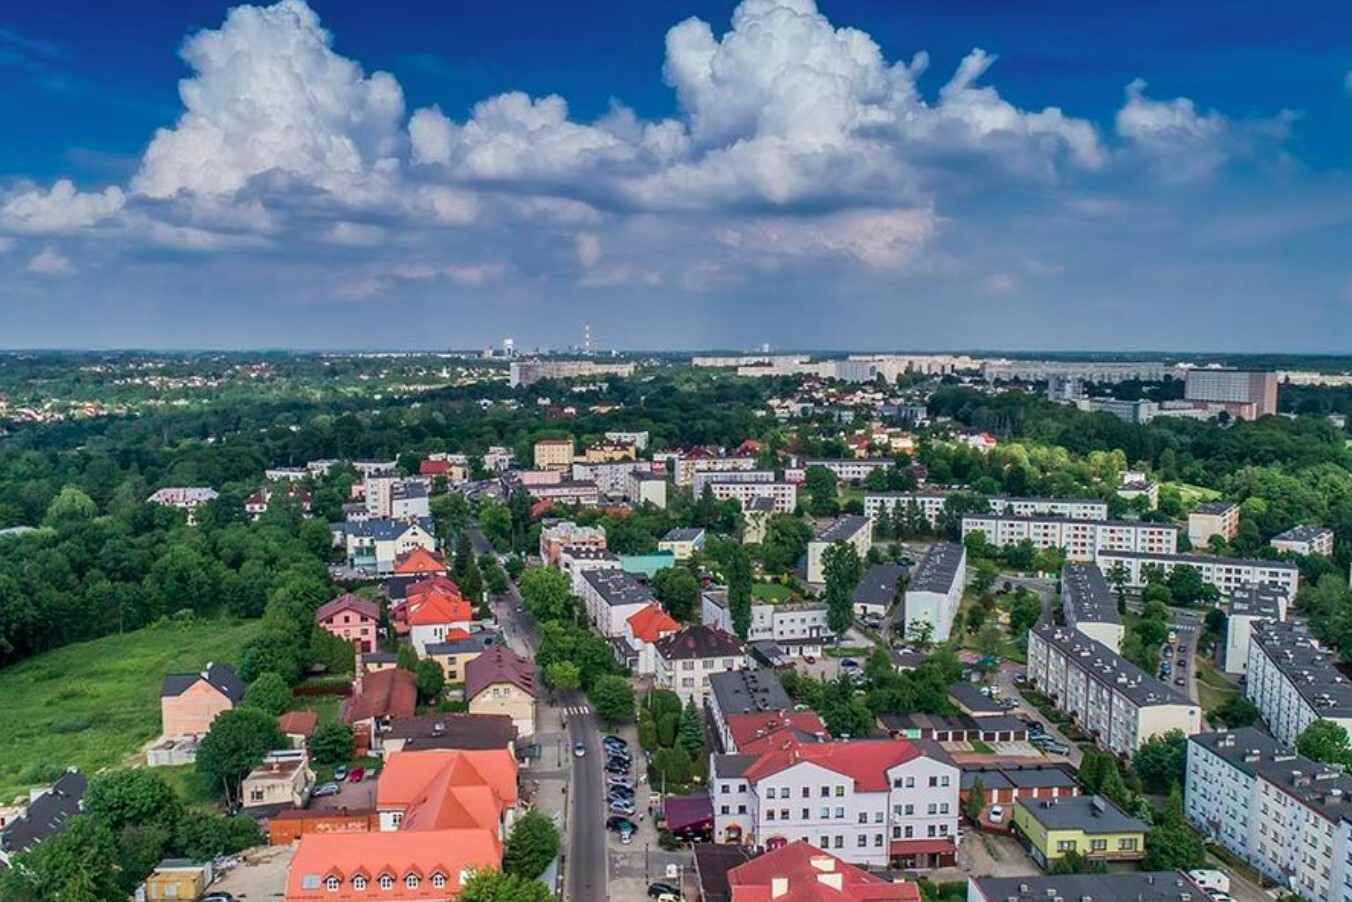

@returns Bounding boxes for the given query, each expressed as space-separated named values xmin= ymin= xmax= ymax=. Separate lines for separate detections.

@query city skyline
xmin=2 ymin=0 xmax=1350 ymax=350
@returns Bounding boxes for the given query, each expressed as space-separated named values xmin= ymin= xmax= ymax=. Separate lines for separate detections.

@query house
xmin=708 ymin=670 xmax=798 ymax=752
xmin=969 ymin=873 xmax=1207 ymax=902
xmin=342 ymin=517 xmax=438 ymax=576
xmin=279 ymin=710 xmax=319 ymax=749
xmin=143 ymin=860 xmax=214 ymax=902
xmin=1270 ymin=525 xmax=1335 ymax=557
xmin=424 ymin=631 xmax=496 ymax=683
xmin=855 ymin=564 xmax=905 ymax=619
xmin=618 ymin=603 xmax=681 ymax=676
xmin=558 ymin=545 xmax=622 ymax=594
xmin=245 ymin=483 xmax=313 ymax=520
xmin=381 ymin=714 xmax=517 ymax=755
xmin=407 ymin=587 xmax=474 ymax=657
xmin=315 ymin=594 xmax=381 ymax=653
xmin=344 ymin=668 xmax=418 ymax=748
xmin=806 ymin=516 xmax=872 ymax=584
xmin=146 ymin=487 xmax=219 ymax=523
xmin=160 ymin=662 xmax=245 ymax=738
xmin=533 ymin=437 xmax=575 ymax=471
xmin=660 ymin=527 xmax=707 ymax=562
xmin=726 ymin=840 xmax=920 ymax=902
xmin=578 ymin=568 xmax=658 ymax=638
xmin=710 ymin=738 xmax=960 ymax=868
xmin=465 ymin=646 xmax=537 ymax=738
xmin=724 ymin=711 xmax=830 ymax=756
xmin=653 ymin=625 xmax=748 ymax=704
xmin=242 ymin=750 xmax=314 ymax=811
xmin=0 ymin=769 xmax=86 ymax=864
xmin=702 ymin=590 xmax=832 ymax=659
xmin=1011 ymin=795 xmax=1147 ymax=868
xmin=539 ymin=520 xmax=606 ymax=564
xmin=394 ymin=547 xmax=449 ymax=579
xmin=391 ymin=575 xmax=462 ymax=626
xmin=375 ymin=747 xmax=519 ymax=833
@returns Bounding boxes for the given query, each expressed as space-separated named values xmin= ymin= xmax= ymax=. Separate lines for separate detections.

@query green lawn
xmin=1167 ymin=481 xmax=1222 ymax=505
xmin=1196 ymin=660 xmax=1239 ymax=714
xmin=752 ymin=582 xmax=793 ymax=602
xmin=0 ymin=618 xmax=261 ymax=803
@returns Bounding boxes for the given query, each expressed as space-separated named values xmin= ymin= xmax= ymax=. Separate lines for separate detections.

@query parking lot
xmin=208 ymin=844 xmax=293 ymax=899
xmin=308 ymin=776 xmax=377 ymax=811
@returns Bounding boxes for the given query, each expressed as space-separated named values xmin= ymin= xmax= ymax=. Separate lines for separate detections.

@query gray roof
xmin=1097 ymin=548 xmax=1298 ymax=572
xmin=948 ymin=683 xmax=1005 ymax=715
xmin=972 ymin=873 xmax=1199 ymax=902
xmin=424 ymin=632 xmax=498 ymax=656
xmin=0 ymin=770 xmax=87 ymax=855
xmin=1190 ymin=727 xmax=1352 ymax=822
xmin=662 ymin=527 xmax=706 ymax=542
xmin=382 ymin=713 xmax=517 ymax=749
xmin=560 ymin=546 xmax=619 ymax=562
xmin=1015 ymin=794 xmax=1148 ymax=834
xmin=813 ymin=515 xmax=870 ymax=544
xmin=161 ymin=662 xmax=245 ymax=703
xmin=960 ymin=763 xmax=1078 ymax=792
xmin=746 ymin=496 xmax=777 ymax=512
xmin=345 ymin=516 xmax=436 ymax=540
xmin=879 ymin=712 xmax=1027 ymax=736
xmin=1032 ymin=624 xmax=1193 ymax=707
xmin=710 ymin=754 xmax=760 ymax=779
xmin=964 ymin=513 xmax=1178 ymax=531
xmin=1273 ymin=524 xmax=1333 ymax=543
xmin=580 ymin=568 xmax=656 ymax=607
xmin=854 ymin=564 xmax=906 ymax=607
xmin=709 ymin=670 xmax=793 ymax=718
xmin=1250 ymin=620 xmax=1352 ymax=717
xmin=1062 ymin=563 xmax=1119 ymax=627
xmin=391 ymin=482 xmax=428 ymax=500
xmin=909 ymin=542 xmax=964 ymax=594
xmin=1193 ymin=501 xmax=1238 ymax=515
xmin=1227 ymin=582 xmax=1285 ymax=618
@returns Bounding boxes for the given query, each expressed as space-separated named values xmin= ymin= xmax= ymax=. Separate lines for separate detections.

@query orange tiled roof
xmin=377 ymin=748 xmax=518 ymax=824
xmin=729 ymin=840 xmax=919 ymax=902
xmin=407 ymin=589 xmax=472 ymax=627
xmin=394 ymin=547 xmax=449 ymax=576
xmin=286 ymin=829 xmax=499 ymax=901
xmin=278 ymin=710 xmax=319 ymax=738
xmin=627 ymin=603 xmax=680 ymax=643
xmin=742 ymin=739 xmax=920 ymax=792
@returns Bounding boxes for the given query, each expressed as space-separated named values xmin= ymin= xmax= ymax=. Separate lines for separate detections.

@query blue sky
xmin=1 ymin=0 xmax=1349 ymax=351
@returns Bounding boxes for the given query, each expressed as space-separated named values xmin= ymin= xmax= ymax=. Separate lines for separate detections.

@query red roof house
xmin=315 ymin=594 xmax=381 ymax=653
xmin=344 ymin=668 xmax=417 ymax=727
xmin=728 ymin=840 xmax=920 ymax=902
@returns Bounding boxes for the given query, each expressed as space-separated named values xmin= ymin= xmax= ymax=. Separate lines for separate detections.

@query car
xmin=347 ymin=766 xmax=364 ymax=782
xmin=840 ymin=658 xmax=859 ymax=669
xmin=1175 ymin=676 xmax=1186 ymax=686
xmin=606 ymin=775 xmax=635 ymax=789
xmin=602 ymin=735 xmax=628 ymax=750
xmin=802 ymin=656 xmax=817 ymax=664
xmin=1176 ymin=659 xmax=1187 ymax=669
xmin=332 ymin=765 xmax=348 ymax=781
xmin=1041 ymin=742 xmax=1071 ymax=755
xmin=607 ymin=751 xmax=633 ymax=765
xmin=609 ymin=799 xmax=637 ymax=815
xmin=609 ymin=790 xmax=636 ymax=803
xmin=199 ymin=894 xmax=235 ymax=902
xmin=649 ymin=883 xmax=680 ymax=899
xmin=988 ymin=806 xmax=1005 ymax=823
xmin=574 ymin=742 xmax=587 ymax=758
xmin=605 ymin=761 xmax=631 ymax=775
xmin=999 ymin=698 xmax=1019 ymax=709
xmin=1162 ymin=645 xmax=1173 ymax=658
xmin=619 ymin=827 xmax=635 ymax=844
xmin=313 ymin=782 xmax=341 ymax=798
xmin=607 ymin=815 xmax=637 ymax=833
xmin=656 ymin=895 xmax=681 ymax=902
xmin=1013 ymin=672 xmax=1027 ymax=685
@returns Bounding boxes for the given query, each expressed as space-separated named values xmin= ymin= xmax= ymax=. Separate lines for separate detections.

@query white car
xmin=574 ymin=742 xmax=587 ymax=758
xmin=988 ymin=805 xmax=1005 ymax=823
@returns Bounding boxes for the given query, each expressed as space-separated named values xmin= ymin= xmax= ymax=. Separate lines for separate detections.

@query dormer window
xmin=326 ymin=876 xmax=340 ymax=892
xmin=431 ymin=873 xmax=447 ymax=889
xmin=353 ymin=876 xmax=368 ymax=890
xmin=405 ymin=874 xmax=420 ymax=890
xmin=379 ymin=874 xmax=394 ymax=890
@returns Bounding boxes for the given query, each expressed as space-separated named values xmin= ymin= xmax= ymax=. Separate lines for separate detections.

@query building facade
xmin=807 ymin=516 xmax=872 ymax=584
xmin=961 ymin=516 xmax=1178 ymax=563
xmin=902 ymin=543 xmax=966 ymax=642
xmin=1245 ymin=620 xmax=1352 ymax=746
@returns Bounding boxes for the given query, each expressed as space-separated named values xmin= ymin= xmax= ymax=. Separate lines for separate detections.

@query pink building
xmin=315 ymin=594 xmax=381 ymax=654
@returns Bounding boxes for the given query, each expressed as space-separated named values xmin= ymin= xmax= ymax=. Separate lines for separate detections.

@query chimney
xmin=771 ymin=877 xmax=789 ymax=899
xmin=353 ymin=652 xmax=365 ymax=696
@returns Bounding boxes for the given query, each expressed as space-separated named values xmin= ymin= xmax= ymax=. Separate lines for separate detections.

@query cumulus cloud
xmin=717 ymin=208 xmax=936 ymax=268
xmin=27 ymin=246 xmax=72 ymax=274
xmin=1 ymin=180 xmax=124 ymax=233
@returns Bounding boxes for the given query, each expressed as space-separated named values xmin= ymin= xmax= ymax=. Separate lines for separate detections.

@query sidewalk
xmin=524 ymin=697 xmax=572 ymax=896
xmin=605 ymin=711 xmax=693 ymax=899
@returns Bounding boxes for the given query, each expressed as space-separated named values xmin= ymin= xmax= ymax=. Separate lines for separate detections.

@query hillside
xmin=0 ymin=618 xmax=260 ymax=803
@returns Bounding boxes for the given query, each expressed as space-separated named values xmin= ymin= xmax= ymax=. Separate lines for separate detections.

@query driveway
xmin=956 ymin=830 xmax=1039 ymax=878
xmin=309 ymin=777 xmax=376 ymax=811
xmin=208 ymin=844 xmax=293 ymax=899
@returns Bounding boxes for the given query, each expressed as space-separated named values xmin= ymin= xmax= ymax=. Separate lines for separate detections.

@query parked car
xmin=607 ymin=816 xmax=637 ymax=833
xmin=605 ymin=760 xmax=631 ymax=775
xmin=1175 ymin=676 xmax=1187 ymax=686
xmin=1040 ymin=741 xmax=1071 ymax=755
xmin=988 ymin=806 xmax=1005 ymax=823
xmin=313 ymin=782 xmax=341 ymax=798
xmin=648 ymin=883 xmax=680 ymax=899
xmin=200 ymin=894 xmax=235 ymax=902
xmin=607 ymin=751 xmax=633 ymax=766
xmin=603 ymin=735 xmax=628 ymax=751
xmin=574 ymin=742 xmax=587 ymax=758
xmin=609 ymin=799 xmax=637 ymax=815
xmin=333 ymin=765 xmax=348 ymax=781
xmin=1013 ymin=672 xmax=1027 ymax=685
xmin=840 ymin=658 xmax=859 ymax=669
xmin=606 ymin=775 xmax=635 ymax=789
xmin=347 ymin=766 xmax=364 ymax=782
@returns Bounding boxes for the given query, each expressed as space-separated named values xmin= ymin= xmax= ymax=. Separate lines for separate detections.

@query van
xmin=1187 ymin=869 xmax=1230 ymax=894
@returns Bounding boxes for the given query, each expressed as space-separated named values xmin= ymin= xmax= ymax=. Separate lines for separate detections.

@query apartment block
xmin=557 ymin=545 xmax=621 ymax=595
xmin=1094 ymin=550 xmax=1299 ymax=603
xmin=654 ymin=625 xmax=748 ymax=704
xmin=533 ymin=437 xmax=575 ymax=471
xmin=604 ymin=430 xmax=649 ymax=451
xmin=538 ymin=520 xmax=606 ymax=564
xmin=702 ymin=589 xmax=833 ymax=658
xmin=508 ymin=359 xmax=636 ymax=387
xmin=1222 ymin=583 xmax=1287 ymax=675
xmin=807 ymin=516 xmax=872 ymax=584
xmin=571 ymin=460 xmax=651 ymax=496
xmin=961 ymin=515 xmax=1178 ymax=562
xmin=1061 ymin=564 xmax=1124 ymax=653
xmin=628 ymin=470 xmax=668 ymax=509
xmin=707 ymin=479 xmax=799 ymax=514
xmin=864 ymin=492 xmax=951 ymax=529
xmin=1188 ymin=502 xmax=1240 ymax=547
xmin=800 ymin=459 xmax=895 ymax=482
xmin=671 ymin=454 xmax=758 ymax=487
xmin=1026 ymin=624 xmax=1200 ymax=755
xmin=1271 ymin=525 xmax=1335 ymax=558
xmin=1184 ymin=369 xmax=1279 ymax=419
xmin=902 ymin=543 xmax=966 ymax=642
xmin=578 ymin=568 xmax=658 ymax=638
xmin=1245 ymin=620 xmax=1352 ymax=746
xmin=693 ymin=468 xmax=776 ymax=496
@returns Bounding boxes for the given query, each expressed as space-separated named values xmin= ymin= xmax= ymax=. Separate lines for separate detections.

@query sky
xmin=1 ymin=0 xmax=1349 ymax=352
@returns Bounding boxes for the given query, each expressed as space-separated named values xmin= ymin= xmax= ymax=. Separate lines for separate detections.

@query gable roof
xmin=278 ymin=710 xmax=319 ymax=738
xmin=654 ymin=624 xmax=745 ymax=661
xmin=160 ymin=661 xmax=245 ymax=704
xmin=394 ymin=548 xmax=448 ymax=576
xmin=728 ymin=840 xmax=920 ymax=902
xmin=742 ymin=739 xmax=922 ymax=792
xmin=315 ymin=593 xmax=380 ymax=623
xmin=726 ymin=711 xmax=829 ymax=755
xmin=0 ymin=770 xmax=87 ymax=855
xmin=377 ymin=748 xmax=518 ymax=817
xmin=627 ymin=603 xmax=680 ymax=643
xmin=286 ymin=830 xmax=499 ymax=900
xmin=407 ymin=589 xmax=472 ymax=627
xmin=464 ymin=646 xmax=536 ymax=701
xmin=344 ymin=668 xmax=417 ymax=723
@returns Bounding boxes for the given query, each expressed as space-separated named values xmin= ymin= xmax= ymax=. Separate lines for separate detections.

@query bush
xmin=309 ymin=722 xmax=355 ymax=767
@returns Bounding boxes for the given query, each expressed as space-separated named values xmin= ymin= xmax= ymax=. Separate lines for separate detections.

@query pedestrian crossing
xmin=563 ymin=705 xmax=591 ymax=716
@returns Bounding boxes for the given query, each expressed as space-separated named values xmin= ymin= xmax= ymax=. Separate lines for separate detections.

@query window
xmin=353 ymin=877 xmax=367 ymax=890
xmin=683 ymin=661 xmax=695 ymax=670
xmin=405 ymin=875 xmax=420 ymax=890
xmin=928 ymin=776 xmax=938 ymax=787
xmin=779 ymin=808 xmax=787 ymax=820
xmin=326 ymin=877 xmax=340 ymax=892
xmin=379 ymin=875 xmax=394 ymax=890
xmin=875 ymin=834 xmax=884 ymax=847
xmin=905 ymin=777 xmax=915 ymax=788
xmin=721 ymin=805 xmax=730 ymax=815
xmin=904 ymin=826 xmax=913 ymax=838
xmin=834 ymin=807 xmax=844 ymax=819
xmin=821 ymin=807 xmax=830 ymax=818
xmin=431 ymin=874 xmax=446 ymax=890
xmin=927 ymin=803 xmax=937 ymax=815
xmin=904 ymin=804 xmax=914 ymax=816
xmin=858 ymin=834 xmax=868 ymax=847
xmin=721 ymin=785 xmax=730 ymax=795
xmin=834 ymin=836 xmax=844 ymax=849
xmin=859 ymin=812 xmax=868 ymax=824
xmin=1090 ymin=840 xmax=1107 ymax=852
xmin=1118 ymin=838 xmax=1138 ymax=851
xmin=940 ymin=803 xmax=950 ymax=814
xmin=802 ymin=787 xmax=810 ymax=798
xmin=1056 ymin=840 xmax=1078 ymax=853
xmin=739 ymin=805 xmax=748 ymax=814
xmin=801 ymin=808 xmax=809 ymax=820
xmin=834 ymin=785 xmax=845 ymax=797
xmin=875 ymin=811 xmax=884 ymax=823
xmin=941 ymin=775 xmax=951 ymax=787
xmin=766 ymin=788 xmax=776 ymax=800
xmin=739 ymin=783 xmax=747 ymax=792
xmin=821 ymin=786 xmax=830 ymax=797
xmin=767 ymin=809 xmax=776 ymax=821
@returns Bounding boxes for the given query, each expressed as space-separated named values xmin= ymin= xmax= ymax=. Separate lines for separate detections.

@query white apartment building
xmin=807 ymin=516 xmax=872 ymax=584
xmin=578 ymin=568 xmax=658 ymax=638
xmin=653 ymin=625 xmax=748 ymax=704
xmin=557 ymin=546 xmax=622 ymax=595
xmin=509 ymin=359 xmax=635 ymax=387
xmin=710 ymin=739 xmax=960 ymax=869
xmin=988 ymin=497 xmax=1110 ymax=520
xmin=864 ymin=492 xmax=951 ymax=529
xmin=961 ymin=515 xmax=1178 ymax=562
xmin=800 ymin=459 xmax=895 ymax=483
xmin=902 ymin=543 xmax=967 ymax=642
xmin=693 ymin=469 xmax=776 ymax=496
xmin=1271 ymin=525 xmax=1335 ymax=557
xmin=628 ymin=470 xmax=668 ymax=509
xmin=1245 ymin=620 xmax=1352 ymax=747
xmin=341 ymin=517 xmax=438 ymax=576
xmin=1184 ymin=369 xmax=1279 ymax=419
xmin=1186 ymin=728 xmax=1352 ymax=902
xmin=1094 ymin=550 xmax=1300 ymax=602
xmin=701 ymin=590 xmax=833 ymax=657
xmin=1188 ymin=502 xmax=1241 ymax=547
xmin=605 ymin=430 xmax=650 ymax=451
xmin=1026 ymin=624 xmax=1201 ymax=756
xmin=672 ymin=455 xmax=758 ymax=487
xmin=708 ymin=479 xmax=799 ymax=514
xmin=571 ymin=460 xmax=651 ymax=496
xmin=1061 ymin=564 xmax=1124 ymax=654
xmin=1116 ymin=480 xmax=1160 ymax=510
xmin=1222 ymin=583 xmax=1287 ymax=674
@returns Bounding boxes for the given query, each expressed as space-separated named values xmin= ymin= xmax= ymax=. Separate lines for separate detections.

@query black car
xmin=605 ymin=760 xmax=631 ymax=775
xmin=603 ymin=735 xmax=628 ymax=750
xmin=606 ymin=754 xmax=633 ymax=768
xmin=606 ymin=815 xmax=637 ymax=833
xmin=648 ymin=882 xmax=680 ymax=898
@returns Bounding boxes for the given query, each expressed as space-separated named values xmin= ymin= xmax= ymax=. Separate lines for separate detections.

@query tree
xmin=502 ymin=809 xmax=560 ymax=879
xmin=1213 ymin=695 xmax=1260 ymax=728
xmin=308 ymin=721 xmax=355 ymax=766
xmin=477 ymin=502 xmax=513 ymax=552
xmin=823 ymin=541 xmax=863 ymax=635
xmin=43 ymin=485 xmax=98 ymax=529
xmin=678 ymin=697 xmax=706 ymax=758
xmin=0 ymin=815 xmax=124 ymax=901
xmin=396 ymin=643 xmax=420 ymax=671
xmin=416 ymin=658 xmax=445 ymax=702
xmin=1144 ymin=822 xmax=1206 ymax=870
xmin=589 ymin=675 xmax=635 ymax=723
xmin=309 ymin=625 xmax=356 ymax=674
xmin=242 ymin=671 xmax=292 ymax=716
xmin=461 ymin=868 xmax=553 ymax=902
xmin=1105 ymin=561 xmax=1131 ymax=613
xmin=652 ymin=567 xmax=701 ymax=623
xmin=453 ymin=530 xmax=485 ymax=602
xmin=1204 ymin=607 xmax=1227 ymax=636
xmin=1166 ymin=565 xmax=1219 ymax=606
xmin=907 ymin=618 xmax=935 ymax=648
xmin=804 ymin=465 xmax=839 ymax=517
xmin=971 ymin=559 xmax=999 ymax=596
xmin=519 ymin=567 xmax=573 ymax=623
xmin=726 ymin=545 xmax=753 ymax=640
xmin=1297 ymin=720 xmax=1352 ymax=767
xmin=544 ymin=660 xmax=581 ymax=691
xmin=762 ymin=515 xmax=812 ymax=574
xmin=84 ymin=769 xmax=181 ymax=833
xmin=196 ymin=708 xmax=287 ymax=801
xmin=964 ymin=776 xmax=986 ymax=823
xmin=1132 ymin=729 xmax=1188 ymax=794
xmin=1007 ymin=590 xmax=1043 ymax=638
xmin=819 ymin=676 xmax=874 ymax=738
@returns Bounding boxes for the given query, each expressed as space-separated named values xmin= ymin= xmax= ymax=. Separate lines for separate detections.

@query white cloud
xmin=574 ymin=232 xmax=602 ymax=267
xmin=27 ymin=246 xmax=72 ymax=275
xmin=1 ymin=180 xmax=124 ymax=233
xmin=717 ymin=208 xmax=936 ymax=268
xmin=981 ymin=272 xmax=1017 ymax=295
xmin=327 ymin=222 xmax=385 ymax=246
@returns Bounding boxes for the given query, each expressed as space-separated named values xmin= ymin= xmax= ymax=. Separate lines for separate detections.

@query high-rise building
xmin=1184 ymin=369 xmax=1278 ymax=418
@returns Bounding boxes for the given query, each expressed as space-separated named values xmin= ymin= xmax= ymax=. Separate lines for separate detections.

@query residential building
xmin=278 ymin=711 xmax=318 ymax=749
xmin=509 ymin=358 xmax=636 ymax=387
xmin=807 ymin=516 xmax=872 ymax=584
xmin=1060 ymin=564 xmax=1123 ymax=653
xmin=418 ymin=456 xmax=468 ymax=483
xmin=708 ymin=670 xmax=800 ymax=752
xmin=406 ymin=586 xmax=473 ymax=657
xmin=465 ymin=646 xmax=536 ymax=738
xmin=1094 ymin=549 xmax=1299 ymax=602
xmin=800 ymin=459 xmax=894 ymax=483
xmin=1246 ymin=620 xmax=1352 ymax=746
xmin=742 ymin=496 xmax=776 ymax=544
xmin=1186 ymin=728 xmax=1352 ymax=902
xmin=482 ymin=446 xmax=515 ymax=472
xmin=968 ymin=873 xmax=1203 ymax=902
xmin=581 ymin=439 xmax=637 ymax=463
xmin=605 ymin=430 xmax=649 ymax=450
xmin=1271 ymin=525 xmax=1335 ymax=557
xmin=616 ymin=603 xmax=681 ymax=676
xmin=1011 ymin=795 xmax=1147 ymax=868
xmin=558 ymin=545 xmax=622 ymax=594
xmin=380 ymin=713 xmax=517 ymax=755
xmin=865 ymin=492 xmax=951 ymax=530
xmin=146 ymin=486 xmax=219 ymax=523
xmin=983 ymin=359 xmax=1174 ymax=383
xmin=1026 ymin=624 xmax=1200 ymax=755
xmin=1223 ymin=583 xmax=1287 ymax=674
xmin=344 ymin=668 xmax=418 ymax=751
xmin=245 ymin=483 xmax=313 ymax=520
xmin=660 ymin=527 xmax=707 ymax=562
xmin=704 ymin=477 xmax=799 ymax=514
xmin=142 ymin=860 xmax=214 ymax=902
xmin=959 ymin=763 xmax=1079 ymax=810
xmin=628 ymin=470 xmax=668 ymax=509
xmin=672 ymin=453 xmax=758 ymax=487
xmin=725 ymin=840 xmax=921 ymax=902
xmin=571 ymin=459 xmax=650 ymax=496
xmin=315 ymin=593 xmax=381 ymax=653
xmin=266 ymin=467 xmax=308 ymax=481
xmin=365 ymin=474 xmax=431 ymax=520
xmin=242 ymin=749 xmax=314 ymax=811
xmin=524 ymin=479 xmax=600 ymax=507
xmin=424 ymin=632 xmax=496 ymax=683
xmin=538 ymin=520 xmax=606 ymax=564
xmin=579 ymin=568 xmax=658 ymax=638
xmin=160 ymin=662 xmax=244 ymax=738
xmin=353 ymin=460 xmax=399 ymax=478
xmin=1116 ymin=480 xmax=1159 ymax=510
xmin=987 ymin=497 xmax=1110 ymax=520
xmin=710 ymin=738 xmax=960 ymax=868
xmin=341 ymin=517 xmax=438 ymax=576
xmin=1188 ymin=502 xmax=1241 ymax=547
xmin=533 ymin=437 xmax=575 ymax=471
xmin=855 ymin=564 xmax=906 ymax=619
xmin=902 ymin=543 xmax=966 ymax=642
xmin=0 ymin=770 xmax=86 ymax=865
xmin=702 ymin=589 xmax=832 ymax=657
xmin=961 ymin=515 xmax=1178 ymax=563
xmin=1184 ymin=369 xmax=1279 ymax=419
xmin=693 ymin=468 xmax=777 ymax=496
xmin=654 ymin=625 xmax=748 ymax=704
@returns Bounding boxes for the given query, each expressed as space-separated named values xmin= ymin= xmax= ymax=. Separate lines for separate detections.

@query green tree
xmin=308 ymin=721 xmax=355 ymax=766
xmin=804 ymin=465 xmax=839 ymax=517
xmin=84 ymin=769 xmax=182 ymax=833
xmin=43 ymin=485 xmax=98 ymax=529
xmin=1105 ymin=561 xmax=1131 ymax=613
xmin=196 ymin=708 xmax=287 ymax=801
xmin=309 ymin=625 xmax=357 ymax=674
xmin=477 ymin=502 xmax=513 ymax=552
xmin=823 ymin=541 xmax=863 ymax=635
xmin=1007 ymin=590 xmax=1043 ymax=638
xmin=971 ymin=559 xmax=999 ymax=596
xmin=544 ymin=660 xmax=581 ymax=691
xmin=652 ymin=567 xmax=701 ymax=623
xmin=1297 ymin=720 xmax=1352 ymax=767
xmin=964 ymin=775 xmax=986 ymax=822
xmin=502 ymin=809 xmax=561 ymax=879
xmin=242 ymin=671 xmax=292 ymax=716
xmin=1144 ymin=823 xmax=1206 ymax=870
xmin=0 ymin=815 xmax=124 ymax=901
xmin=461 ymin=868 xmax=554 ymax=902
xmin=519 ymin=567 xmax=573 ymax=622
xmin=1132 ymin=729 xmax=1188 ymax=794
xmin=1213 ymin=695 xmax=1260 ymax=728
xmin=416 ymin=658 xmax=445 ymax=702
xmin=678 ymin=697 xmax=706 ymax=758
xmin=726 ymin=545 xmax=753 ymax=640
xmin=589 ymin=675 xmax=635 ymax=723
xmin=761 ymin=515 xmax=813 ymax=573
xmin=819 ymin=676 xmax=874 ymax=738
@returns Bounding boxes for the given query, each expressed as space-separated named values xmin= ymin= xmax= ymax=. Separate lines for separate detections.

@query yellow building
xmin=583 ymin=441 xmax=637 ymax=463
xmin=1012 ymin=795 xmax=1147 ymax=869
xmin=465 ymin=646 xmax=537 ymax=738
xmin=143 ymin=859 xmax=212 ymax=901
xmin=424 ymin=633 xmax=494 ymax=682
xmin=533 ymin=438 xmax=575 ymax=471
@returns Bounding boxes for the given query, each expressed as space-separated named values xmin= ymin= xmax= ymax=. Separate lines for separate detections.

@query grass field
xmin=1196 ymin=660 xmax=1239 ymax=714
xmin=752 ymin=582 xmax=793 ymax=602
xmin=1167 ymin=481 xmax=1222 ymax=505
xmin=0 ymin=618 xmax=261 ymax=803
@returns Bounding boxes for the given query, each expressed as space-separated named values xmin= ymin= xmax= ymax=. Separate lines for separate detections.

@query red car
xmin=347 ymin=766 xmax=365 ymax=782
